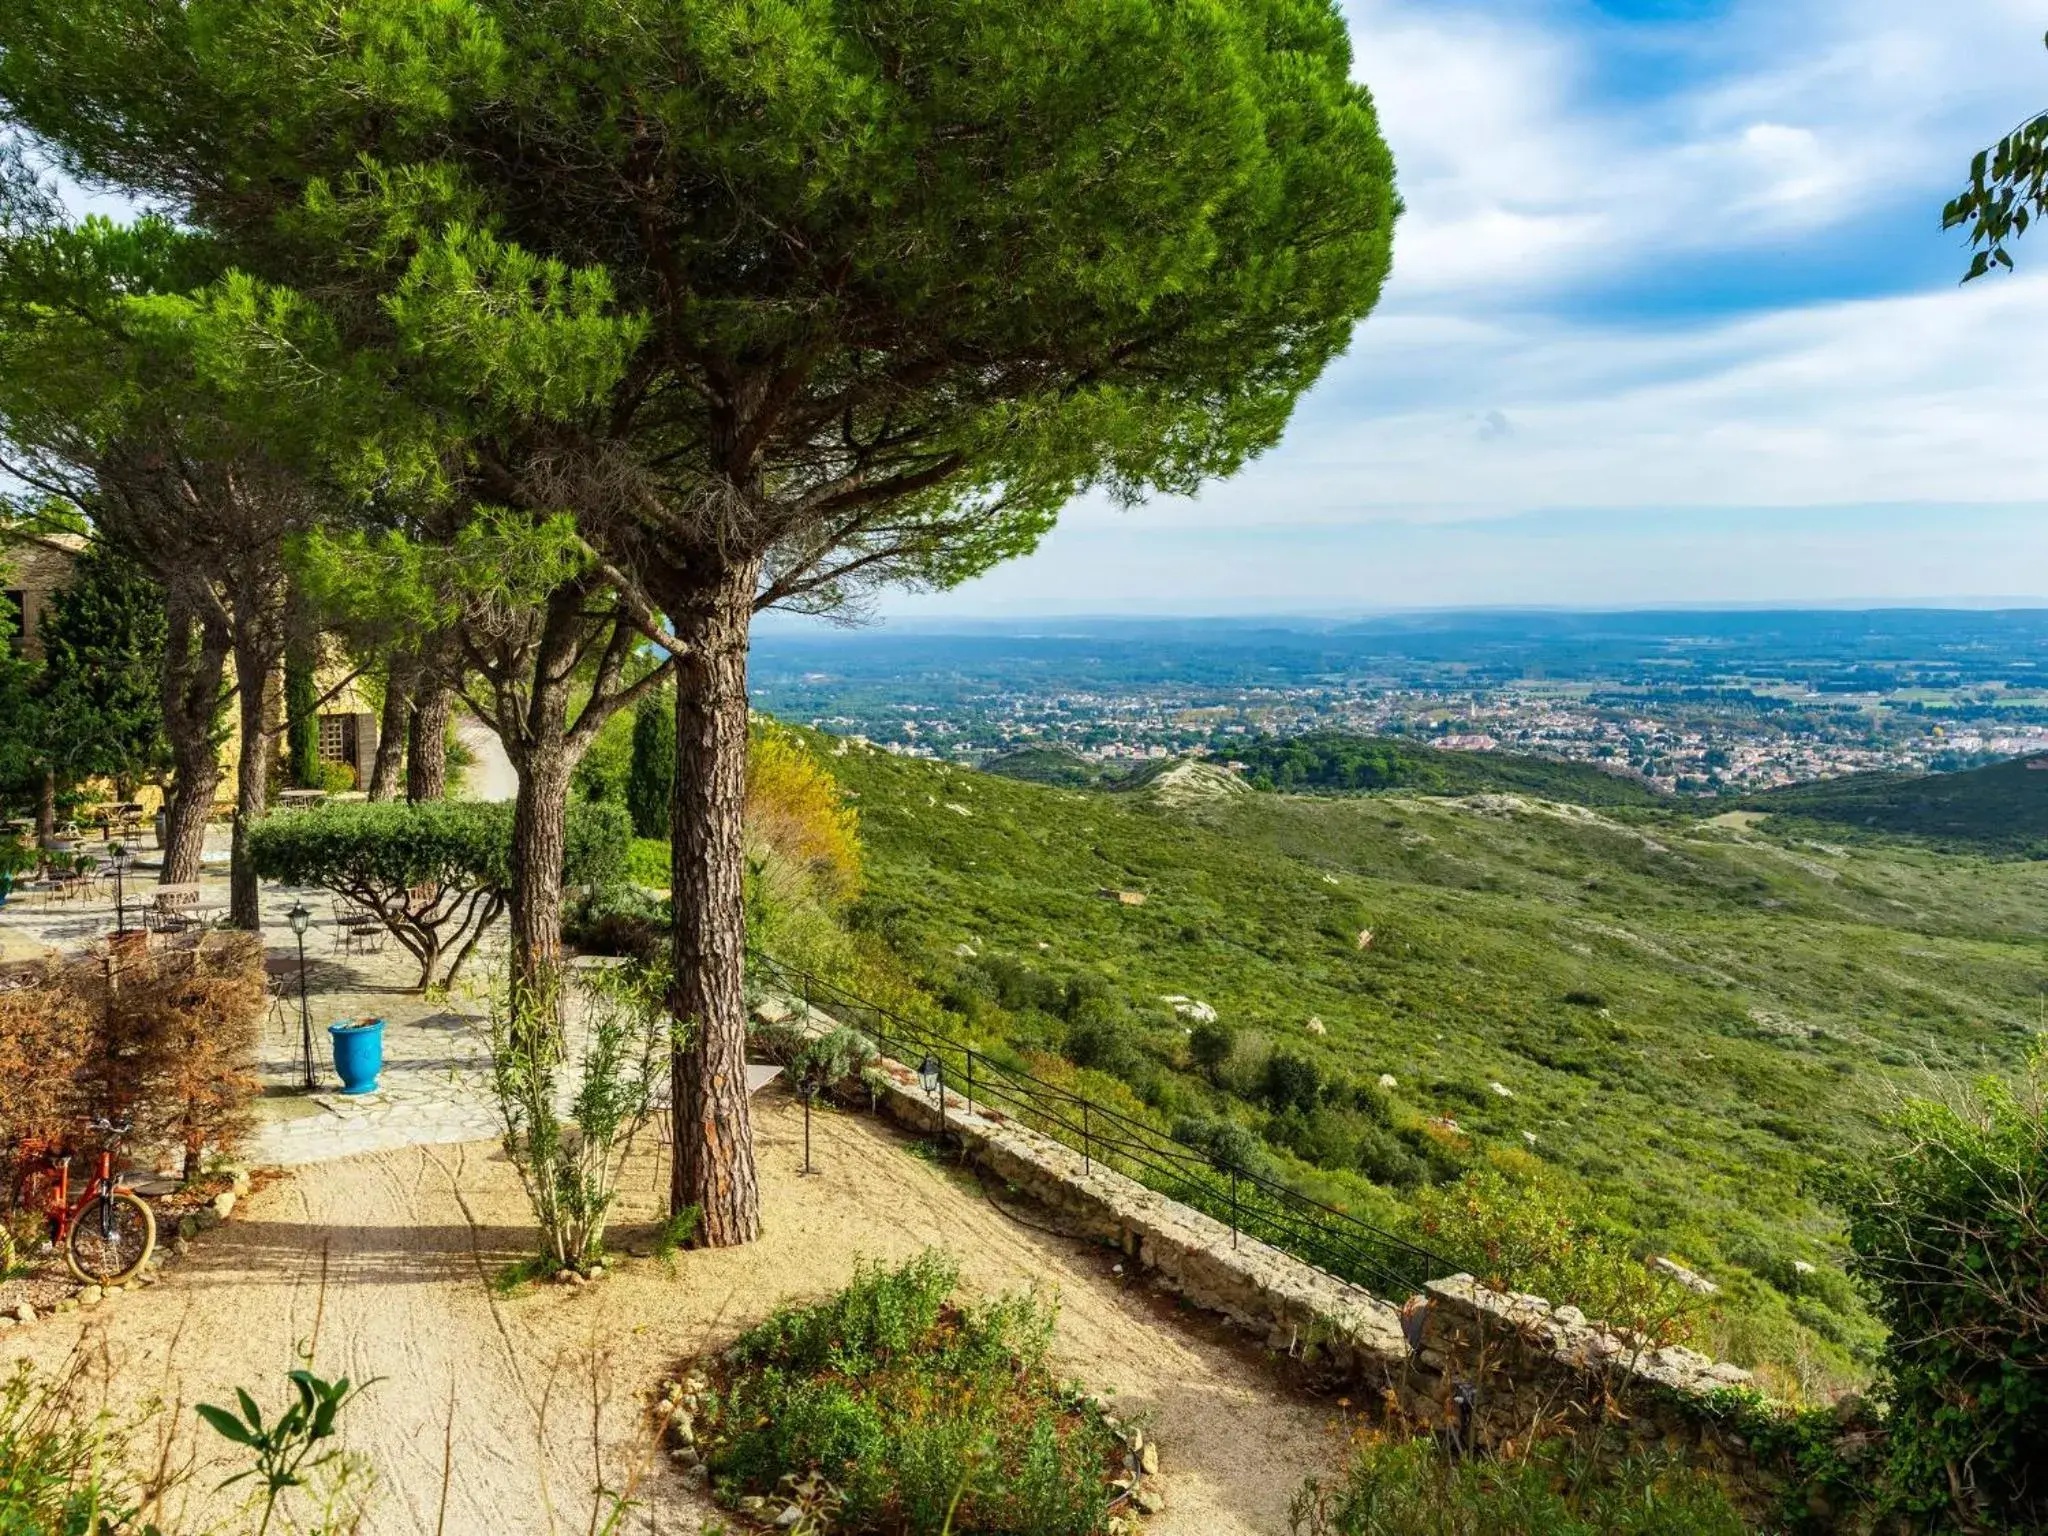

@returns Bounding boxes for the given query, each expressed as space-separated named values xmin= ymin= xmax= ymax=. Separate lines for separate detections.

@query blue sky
xmin=883 ymin=0 xmax=2048 ymax=617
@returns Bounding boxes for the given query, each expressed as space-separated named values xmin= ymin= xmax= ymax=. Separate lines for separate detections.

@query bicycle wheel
xmin=65 ymin=1191 xmax=155 ymax=1285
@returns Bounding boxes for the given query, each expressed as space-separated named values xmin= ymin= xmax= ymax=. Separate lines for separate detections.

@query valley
xmin=809 ymin=734 xmax=2048 ymax=1395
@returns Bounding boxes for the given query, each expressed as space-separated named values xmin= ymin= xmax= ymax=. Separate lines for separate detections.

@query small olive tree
xmin=490 ymin=962 xmax=673 ymax=1275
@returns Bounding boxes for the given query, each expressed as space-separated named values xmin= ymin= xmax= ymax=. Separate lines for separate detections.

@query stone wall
xmin=773 ymin=997 xmax=1854 ymax=1514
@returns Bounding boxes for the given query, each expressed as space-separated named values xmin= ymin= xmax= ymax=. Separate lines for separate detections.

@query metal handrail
xmin=748 ymin=950 xmax=1447 ymax=1298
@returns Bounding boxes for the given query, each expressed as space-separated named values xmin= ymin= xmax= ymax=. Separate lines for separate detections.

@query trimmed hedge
xmin=249 ymin=800 xmax=627 ymax=988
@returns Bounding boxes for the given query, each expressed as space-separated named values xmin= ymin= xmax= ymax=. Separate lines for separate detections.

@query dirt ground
xmin=2 ymin=1092 xmax=1348 ymax=1535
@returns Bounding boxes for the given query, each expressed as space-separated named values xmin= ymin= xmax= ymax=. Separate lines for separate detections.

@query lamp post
xmin=288 ymin=902 xmax=316 ymax=1090
xmin=108 ymin=841 xmax=132 ymax=934
xmin=918 ymin=1052 xmax=945 ymax=1147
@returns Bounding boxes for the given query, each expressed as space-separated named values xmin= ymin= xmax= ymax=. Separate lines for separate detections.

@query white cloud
xmin=1348 ymin=0 xmax=2048 ymax=304
xmin=883 ymin=1 xmax=2048 ymax=613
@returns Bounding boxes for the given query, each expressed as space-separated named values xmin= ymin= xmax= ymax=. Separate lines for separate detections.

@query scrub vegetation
xmin=747 ymin=730 xmax=2048 ymax=1399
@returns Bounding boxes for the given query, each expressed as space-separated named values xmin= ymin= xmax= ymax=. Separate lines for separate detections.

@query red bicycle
xmin=0 ymin=1119 xmax=157 ymax=1285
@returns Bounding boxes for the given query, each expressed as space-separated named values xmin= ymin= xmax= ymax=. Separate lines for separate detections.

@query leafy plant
xmin=1288 ymin=1432 xmax=1747 ymax=1536
xmin=0 ymin=1357 xmax=174 ymax=1535
xmin=488 ymin=962 xmax=673 ymax=1273
xmin=1417 ymin=1159 xmax=1703 ymax=1349
xmin=700 ymin=1252 xmax=1120 ymax=1536
xmin=1828 ymin=1051 xmax=2048 ymax=1531
xmin=197 ymin=1365 xmax=374 ymax=1536
xmin=786 ymin=1026 xmax=880 ymax=1101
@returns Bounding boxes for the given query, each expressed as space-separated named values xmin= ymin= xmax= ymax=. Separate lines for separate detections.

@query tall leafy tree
xmin=627 ymin=690 xmax=675 ymax=843
xmin=297 ymin=512 xmax=674 ymax=1001
xmin=0 ymin=0 xmax=1399 ymax=1243
xmin=0 ymin=216 xmax=328 ymax=907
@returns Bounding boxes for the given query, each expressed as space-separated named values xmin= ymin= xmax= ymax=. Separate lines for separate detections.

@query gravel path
xmin=3 ymin=1095 xmax=1344 ymax=1535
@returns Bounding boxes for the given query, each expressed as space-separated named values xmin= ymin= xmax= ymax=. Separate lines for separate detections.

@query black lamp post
xmin=108 ymin=841 xmax=132 ymax=934
xmin=288 ymin=902 xmax=316 ymax=1090
xmin=918 ymin=1052 xmax=945 ymax=1146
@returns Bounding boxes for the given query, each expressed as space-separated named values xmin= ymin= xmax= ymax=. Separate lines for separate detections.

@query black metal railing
xmin=748 ymin=951 xmax=1448 ymax=1299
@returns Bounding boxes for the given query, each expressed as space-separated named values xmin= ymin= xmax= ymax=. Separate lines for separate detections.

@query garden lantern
xmin=288 ymin=902 xmax=316 ymax=1091
xmin=108 ymin=841 xmax=132 ymax=934
xmin=918 ymin=1053 xmax=945 ymax=1145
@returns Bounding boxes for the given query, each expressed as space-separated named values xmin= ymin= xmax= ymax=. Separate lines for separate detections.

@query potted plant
xmin=328 ymin=1017 xmax=387 ymax=1095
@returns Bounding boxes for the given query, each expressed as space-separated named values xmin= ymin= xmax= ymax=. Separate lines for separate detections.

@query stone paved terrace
xmin=0 ymin=824 xmax=507 ymax=1166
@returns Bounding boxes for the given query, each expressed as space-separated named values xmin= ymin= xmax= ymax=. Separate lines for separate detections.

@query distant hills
xmin=980 ymin=734 xmax=1661 ymax=809
xmin=1747 ymin=753 xmax=2048 ymax=855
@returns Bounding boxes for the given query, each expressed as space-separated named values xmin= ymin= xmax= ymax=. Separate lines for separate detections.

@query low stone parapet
xmin=769 ymin=992 xmax=1839 ymax=1514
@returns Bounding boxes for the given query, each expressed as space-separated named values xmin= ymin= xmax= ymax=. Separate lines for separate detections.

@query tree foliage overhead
xmin=1944 ymin=33 xmax=2048 ymax=278
xmin=0 ymin=0 xmax=1399 ymax=606
xmin=0 ymin=0 xmax=1400 ymax=1245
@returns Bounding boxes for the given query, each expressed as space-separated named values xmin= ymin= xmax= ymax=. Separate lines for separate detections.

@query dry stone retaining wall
xmin=773 ymin=995 xmax=1835 ymax=1509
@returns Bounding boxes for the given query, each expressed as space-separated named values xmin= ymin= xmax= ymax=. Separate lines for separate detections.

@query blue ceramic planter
xmin=328 ymin=1018 xmax=386 ymax=1096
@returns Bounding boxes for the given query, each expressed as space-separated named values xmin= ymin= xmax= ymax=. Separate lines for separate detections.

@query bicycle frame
xmin=25 ymin=1145 xmax=134 ymax=1246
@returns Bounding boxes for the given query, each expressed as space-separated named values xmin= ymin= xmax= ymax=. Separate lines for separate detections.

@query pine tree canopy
xmin=0 ymin=0 xmax=1399 ymax=602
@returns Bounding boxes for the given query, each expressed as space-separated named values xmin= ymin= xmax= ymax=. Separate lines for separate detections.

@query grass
xmin=792 ymin=731 xmax=2048 ymax=1396
xmin=1288 ymin=1434 xmax=1749 ymax=1536
xmin=696 ymin=1251 xmax=1125 ymax=1536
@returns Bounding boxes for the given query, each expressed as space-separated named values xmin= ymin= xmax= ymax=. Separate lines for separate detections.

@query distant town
xmin=750 ymin=610 xmax=2048 ymax=795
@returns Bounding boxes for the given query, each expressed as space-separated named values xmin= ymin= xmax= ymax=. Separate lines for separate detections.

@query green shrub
xmin=1188 ymin=1017 xmax=1236 ymax=1077
xmin=1268 ymin=1106 xmax=1358 ymax=1170
xmin=1355 ymin=1124 xmax=1427 ymax=1189
xmin=1171 ymin=1114 xmax=1271 ymax=1178
xmin=1828 ymin=1053 xmax=2048 ymax=1531
xmin=249 ymin=799 xmax=627 ymax=988
xmin=572 ymin=705 xmax=635 ymax=806
xmin=1289 ymin=1434 xmax=1748 ymax=1536
xmin=490 ymin=963 xmax=672 ymax=1272
xmin=626 ymin=690 xmax=674 ymax=840
xmin=702 ymin=1252 xmax=1120 ymax=1536
xmin=1417 ymin=1160 xmax=1703 ymax=1347
xmin=1262 ymin=1051 xmax=1323 ymax=1114
xmin=626 ymin=835 xmax=670 ymax=888
xmin=564 ymin=884 xmax=668 ymax=961
xmin=1064 ymin=996 xmax=1140 ymax=1078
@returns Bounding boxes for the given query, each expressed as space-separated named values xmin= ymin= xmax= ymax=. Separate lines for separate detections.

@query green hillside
xmin=817 ymin=734 xmax=2048 ymax=1392
xmin=979 ymin=746 xmax=1124 ymax=788
xmin=1747 ymin=753 xmax=2048 ymax=855
xmin=1226 ymin=731 xmax=1662 ymax=806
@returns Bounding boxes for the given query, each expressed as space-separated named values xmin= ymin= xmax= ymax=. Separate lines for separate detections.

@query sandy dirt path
xmin=3 ymin=1094 xmax=1346 ymax=1535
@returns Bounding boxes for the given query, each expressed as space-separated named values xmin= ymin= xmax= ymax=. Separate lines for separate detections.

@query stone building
xmin=0 ymin=531 xmax=86 ymax=661
xmin=2 ymin=531 xmax=381 ymax=796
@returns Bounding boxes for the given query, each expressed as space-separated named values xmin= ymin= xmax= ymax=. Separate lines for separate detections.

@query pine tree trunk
xmin=228 ymin=624 xmax=278 ymax=929
xmin=666 ymin=558 xmax=762 ymax=1246
xmin=509 ymin=738 xmax=571 ymax=1008
xmin=160 ymin=598 xmax=229 ymax=887
xmin=408 ymin=686 xmax=450 ymax=802
xmin=283 ymin=632 xmax=320 ymax=789
xmin=368 ymin=659 xmax=412 ymax=801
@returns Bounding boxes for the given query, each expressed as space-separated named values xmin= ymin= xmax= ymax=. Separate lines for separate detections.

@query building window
xmin=318 ymin=713 xmax=359 ymax=766
xmin=2 ymin=591 xmax=23 ymax=652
